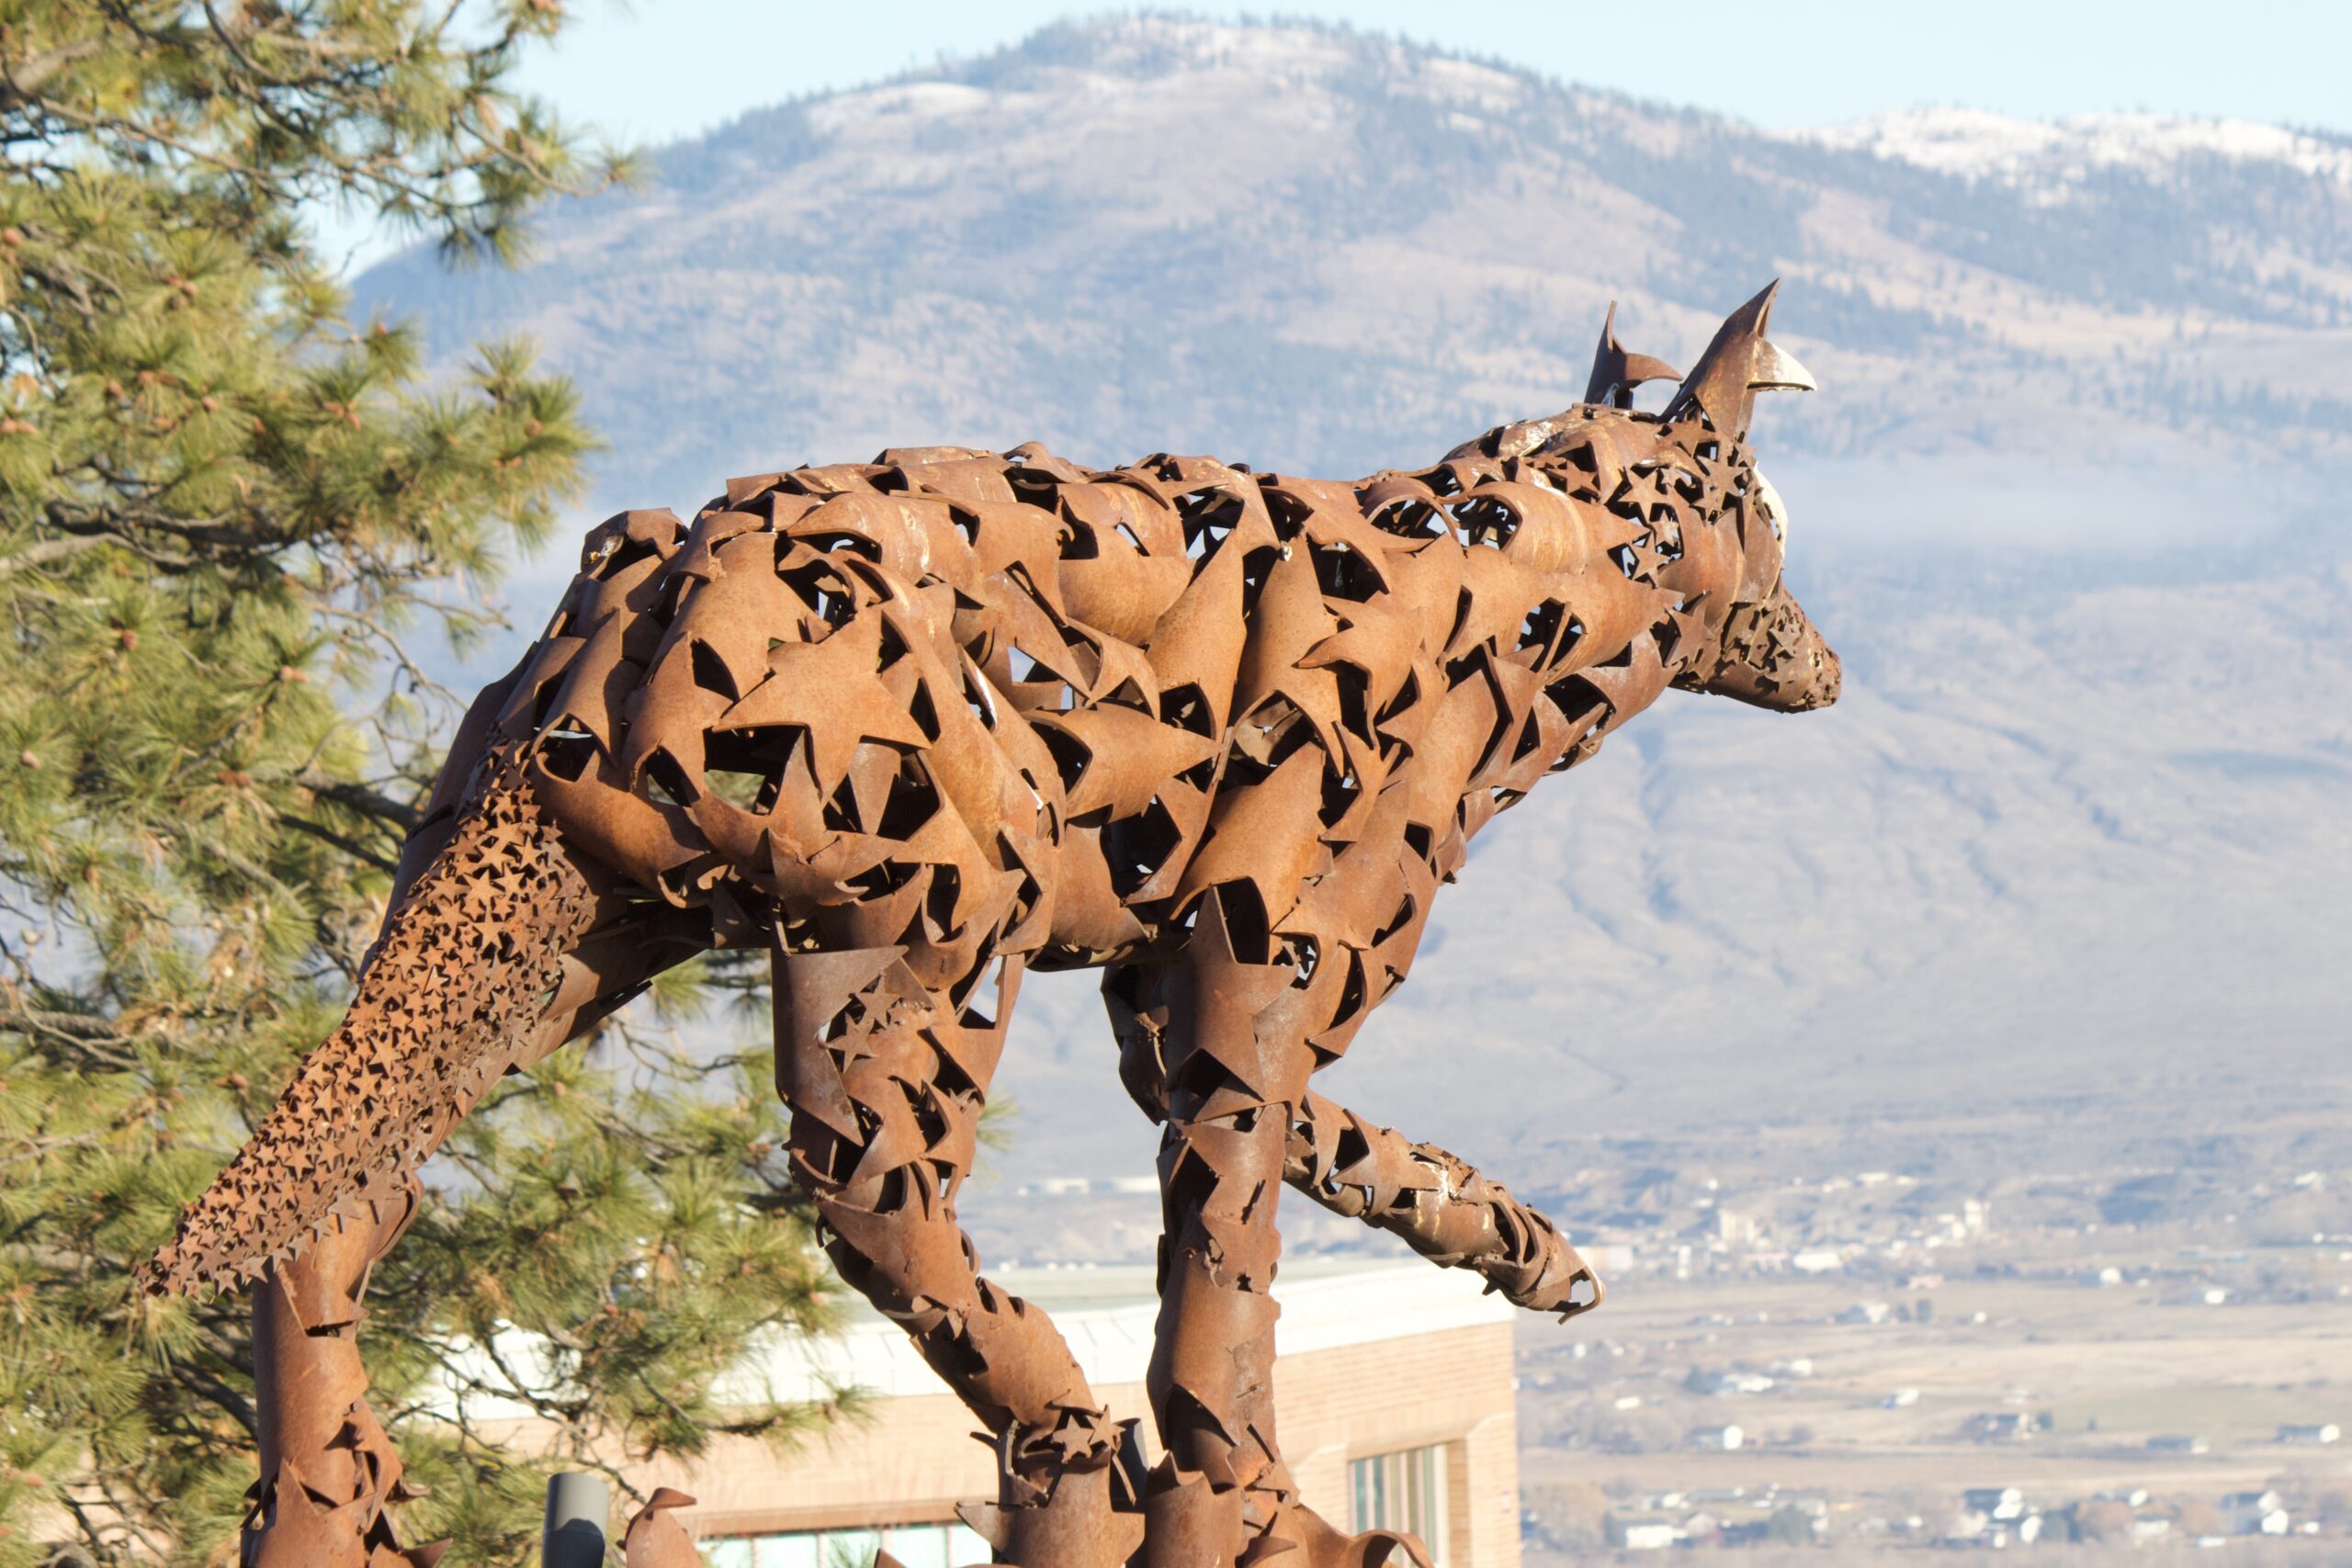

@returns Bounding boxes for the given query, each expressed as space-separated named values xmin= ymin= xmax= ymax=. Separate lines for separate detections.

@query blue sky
xmin=513 ymin=1 xmax=2352 ymax=148
xmin=299 ymin=0 xmax=2344 ymax=274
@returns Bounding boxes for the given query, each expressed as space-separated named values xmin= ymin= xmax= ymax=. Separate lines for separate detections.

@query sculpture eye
xmin=1753 ymin=468 xmax=1791 ymax=547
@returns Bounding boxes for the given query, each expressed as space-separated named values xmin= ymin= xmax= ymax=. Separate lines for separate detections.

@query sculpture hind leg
xmin=772 ymin=939 xmax=1144 ymax=1568
xmin=239 ymin=896 xmax=709 ymax=1566
xmin=243 ymin=1184 xmax=434 ymax=1568
xmin=229 ymin=676 xmax=711 ymax=1565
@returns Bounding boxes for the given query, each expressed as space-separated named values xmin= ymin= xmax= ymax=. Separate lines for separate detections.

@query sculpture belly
xmin=490 ymin=516 xmax=1079 ymax=993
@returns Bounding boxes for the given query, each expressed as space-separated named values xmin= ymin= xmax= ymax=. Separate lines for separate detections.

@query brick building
xmin=560 ymin=1258 xmax=1521 ymax=1567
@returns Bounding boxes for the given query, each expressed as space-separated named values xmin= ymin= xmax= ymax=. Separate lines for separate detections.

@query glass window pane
xmin=948 ymin=1522 xmax=990 ymax=1564
xmin=701 ymin=1540 xmax=754 ymax=1568
xmin=881 ymin=1524 xmax=950 ymax=1568
xmin=820 ymin=1529 xmax=881 ymax=1568
xmin=1345 ymin=1443 xmax=1453 ymax=1562
xmin=755 ymin=1533 xmax=821 ymax=1568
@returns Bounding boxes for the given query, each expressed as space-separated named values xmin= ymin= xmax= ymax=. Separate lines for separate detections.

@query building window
xmin=1349 ymin=1443 xmax=1450 ymax=1564
xmin=699 ymin=1521 xmax=989 ymax=1568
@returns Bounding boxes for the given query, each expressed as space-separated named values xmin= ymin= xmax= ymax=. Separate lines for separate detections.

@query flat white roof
xmin=749 ymin=1258 xmax=1516 ymax=1403
xmin=427 ymin=1258 xmax=1513 ymax=1419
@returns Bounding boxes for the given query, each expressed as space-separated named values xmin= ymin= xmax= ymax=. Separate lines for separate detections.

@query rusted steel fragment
xmin=1585 ymin=300 xmax=1683 ymax=410
xmin=153 ymin=289 xmax=1840 ymax=1568
xmin=623 ymin=1488 xmax=701 ymax=1568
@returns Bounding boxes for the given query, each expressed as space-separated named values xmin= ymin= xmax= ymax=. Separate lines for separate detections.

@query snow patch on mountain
xmin=804 ymin=80 xmax=993 ymax=137
xmin=1784 ymin=107 xmax=2352 ymax=188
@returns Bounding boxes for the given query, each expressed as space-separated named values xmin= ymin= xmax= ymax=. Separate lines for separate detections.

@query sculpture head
xmin=1669 ymin=460 xmax=1841 ymax=714
xmin=1585 ymin=284 xmax=1841 ymax=715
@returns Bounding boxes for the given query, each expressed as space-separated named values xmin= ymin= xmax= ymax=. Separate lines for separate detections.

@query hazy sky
xmin=514 ymin=0 xmax=2352 ymax=148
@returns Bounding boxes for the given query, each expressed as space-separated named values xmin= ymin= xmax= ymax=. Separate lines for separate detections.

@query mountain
xmin=352 ymin=17 xmax=2352 ymax=1190
xmin=356 ymin=16 xmax=2352 ymax=510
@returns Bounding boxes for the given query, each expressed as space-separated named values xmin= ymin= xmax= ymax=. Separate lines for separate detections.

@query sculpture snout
xmin=1690 ymin=584 xmax=1841 ymax=714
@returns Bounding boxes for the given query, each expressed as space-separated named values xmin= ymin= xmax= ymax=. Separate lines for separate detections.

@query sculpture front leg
xmin=1115 ymin=959 xmax=1604 ymax=1321
xmin=1138 ymin=891 xmax=1433 ymax=1568
xmin=1284 ymin=1089 xmax=1605 ymax=1319
xmin=1103 ymin=762 xmax=1595 ymax=1331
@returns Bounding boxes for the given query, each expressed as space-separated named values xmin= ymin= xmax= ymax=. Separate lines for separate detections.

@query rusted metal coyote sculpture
xmin=150 ymin=286 xmax=1839 ymax=1568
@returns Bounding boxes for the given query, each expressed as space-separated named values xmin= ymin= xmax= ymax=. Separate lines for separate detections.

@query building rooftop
xmin=740 ymin=1258 xmax=1517 ymax=1403
xmin=431 ymin=1257 xmax=1514 ymax=1419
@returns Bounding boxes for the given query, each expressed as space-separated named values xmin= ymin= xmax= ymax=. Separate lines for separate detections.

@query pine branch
xmin=282 ymin=813 xmax=401 ymax=873
xmin=0 ymin=34 xmax=109 ymax=107
xmin=167 ymin=1359 xmax=260 ymax=1440
xmin=0 ymin=1004 xmax=124 ymax=1042
xmin=0 ymin=9 xmax=831 ymax=1560
xmin=0 ymin=1005 xmax=141 ymax=1069
xmin=0 ymin=533 xmax=110 ymax=575
xmin=295 ymin=768 xmax=423 ymax=831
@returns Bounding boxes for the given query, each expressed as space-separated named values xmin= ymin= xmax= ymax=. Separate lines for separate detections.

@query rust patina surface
xmin=151 ymin=287 xmax=1840 ymax=1568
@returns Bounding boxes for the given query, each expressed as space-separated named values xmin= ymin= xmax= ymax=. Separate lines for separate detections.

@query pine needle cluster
xmin=0 ymin=6 xmax=841 ymax=1562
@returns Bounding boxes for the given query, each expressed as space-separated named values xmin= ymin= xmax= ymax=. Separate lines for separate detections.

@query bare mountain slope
xmin=355 ymin=17 xmax=2352 ymax=1187
xmin=357 ymin=17 xmax=2352 ymax=509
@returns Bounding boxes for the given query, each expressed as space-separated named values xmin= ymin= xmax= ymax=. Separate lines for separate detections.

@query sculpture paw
xmin=958 ymin=1419 xmax=1146 ymax=1568
xmin=1261 ymin=1496 xmax=1434 ymax=1568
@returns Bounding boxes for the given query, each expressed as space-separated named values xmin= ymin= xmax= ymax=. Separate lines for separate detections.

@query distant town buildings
xmin=2221 ymin=1490 xmax=2291 ymax=1536
xmin=1609 ymin=1517 xmax=1683 ymax=1551
xmin=1601 ymin=1487 xmax=1826 ymax=1551
xmin=1500 ymin=1152 xmax=2352 ymax=1560
xmin=1947 ymin=1485 xmax=2043 ymax=1548
xmin=1957 ymin=1488 xmax=2024 ymax=1525
xmin=1685 ymin=1369 xmax=1775 ymax=1397
xmin=1965 ymin=1411 xmax=2037 ymax=1443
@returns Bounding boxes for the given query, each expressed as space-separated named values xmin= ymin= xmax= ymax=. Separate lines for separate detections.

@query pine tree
xmin=0 ymin=6 xmax=839 ymax=1562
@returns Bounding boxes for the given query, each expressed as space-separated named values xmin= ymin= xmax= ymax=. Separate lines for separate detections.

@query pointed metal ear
xmin=1584 ymin=301 xmax=1683 ymax=409
xmin=1750 ymin=338 xmax=1815 ymax=393
xmin=1661 ymin=281 xmax=1815 ymax=437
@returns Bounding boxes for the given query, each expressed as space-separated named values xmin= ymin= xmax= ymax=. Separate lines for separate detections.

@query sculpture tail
xmin=144 ymin=742 xmax=597 ymax=1297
